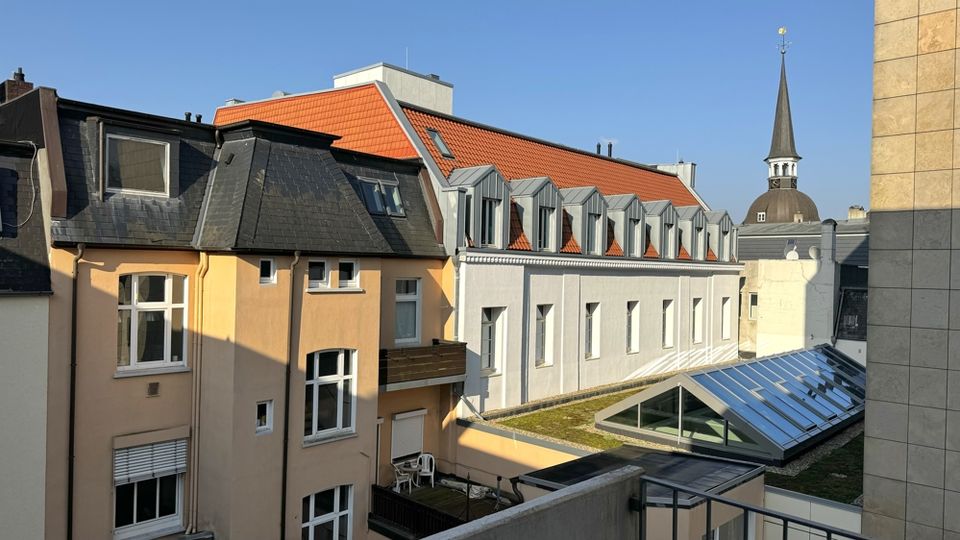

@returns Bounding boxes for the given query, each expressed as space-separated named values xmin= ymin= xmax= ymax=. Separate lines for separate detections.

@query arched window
xmin=304 ymin=349 xmax=356 ymax=439
xmin=117 ymin=274 xmax=187 ymax=371
xmin=774 ymin=164 xmax=780 ymax=176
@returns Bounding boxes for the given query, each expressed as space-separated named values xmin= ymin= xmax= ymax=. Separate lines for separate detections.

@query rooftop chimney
xmin=184 ymin=112 xmax=192 ymax=122
xmin=596 ymin=143 xmax=601 ymax=155
xmin=333 ymin=63 xmax=454 ymax=115
xmin=654 ymin=162 xmax=697 ymax=190
xmin=0 ymin=67 xmax=34 ymax=104
xmin=607 ymin=142 xmax=613 ymax=158
xmin=847 ymin=205 xmax=867 ymax=220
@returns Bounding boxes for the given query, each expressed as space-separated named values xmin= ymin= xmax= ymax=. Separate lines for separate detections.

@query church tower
xmin=743 ymin=28 xmax=820 ymax=224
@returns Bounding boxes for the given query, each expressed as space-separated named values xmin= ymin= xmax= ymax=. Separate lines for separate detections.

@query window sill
xmin=302 ymin=430 xmax=357 ymax=448
xmin=534 ymin=362 xmax=553 ymax=369
xmin=584 ymin=355 xmax=601 ymax=361
xmin=394 ymin=338 xmax=421 ymax=347
xmin=256 ymin=428 xmax=273 ymax=436
xmin=662 ymin=346 xmax=675 ymax=350
xmin=480 ymin=369 xmax=501 ymax=378
xmin=307 ymin=287 xmax=364 ymax=294
xmin=626 ymin=350 xmax=640 ymax=356
xmin=114 ymin=366 xmax=190 ymax=379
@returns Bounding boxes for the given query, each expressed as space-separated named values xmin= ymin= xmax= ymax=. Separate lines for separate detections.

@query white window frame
xmin=627 ymin=301 xmax=640 ymax=353
xmin=480 ymin=198 xmax=499 ymax=247
xmin=359 ymin=177 xmax=405 ymax=217
xmin=256 ymin=400 xmax=273 ymax=435
xmin=692 ymin=297 xmax=704 ymax=344
xmin=117 ymin=274 xmax=188 ymax=372
xmin=337 ymin=260 xmax=359 ymax=289
xmin=113 ymin=473 xmax=184 ymax=540
xmin=757 ymin=211 xmax=766 ymax=223
xmin=585 ymin=302 xmax=600 ymax=359
xmin=104 ymin=133 xmax=171 ymax=197
xmin=662 ymin=299 xmax=675 ymax=349
xmin=748 ymin=293 xmax=758 ymax=320
xmin=534 ymin=304 xmax=554 ymax=367
xmin=394 ymin=278 xmax=421 ymax=346
xmin=721 ymin=297 xmax=732 ymax=340
xmin=538 ymin=206 xmax=554 ymax=251
xmin=304 ymin=349 xmax=357 ymax=441
xmin=259 ymin=258 xmax=276 ymax=285
xmin=301 ymin=485 xmax=352 ymax=540
xmin=306 ymin=259 xmax=329 ymax=290
xmin=584 ymin=213 xmax=601 ymax=255
xmin=480 ymin=307 xmax=504 ymax=373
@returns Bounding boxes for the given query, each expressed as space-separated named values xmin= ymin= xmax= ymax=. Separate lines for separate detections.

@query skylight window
xmin=359 ymin=179 xmax=405 ymax=216
xmin=426 ymin=128 xmax=455 ymax=159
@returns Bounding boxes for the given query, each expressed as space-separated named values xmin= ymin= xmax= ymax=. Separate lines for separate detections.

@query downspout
xmin=186 ymin=252 xmax=209 ymax=534
xmin=280 ymin=251 xmax=301 ymax=540
xmin=66 ymin=243 xmax=85 ymax=540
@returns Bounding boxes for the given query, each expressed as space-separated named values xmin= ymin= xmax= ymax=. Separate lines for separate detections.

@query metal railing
xmin=370 ymin=484 xmax=466 ymax=538
xmin=635 ymin=476 xmax=868 ymax=540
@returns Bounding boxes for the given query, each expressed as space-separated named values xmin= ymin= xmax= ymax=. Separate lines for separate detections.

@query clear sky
xmin=7 ymin=1 xmax=873 ymax=221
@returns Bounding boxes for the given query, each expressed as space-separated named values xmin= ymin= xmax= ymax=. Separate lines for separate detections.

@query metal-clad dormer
xmin=510 ymin=177 xmax=562 ymax=252
xmin=604 ymin=194 xmax=645 ymax=258
xmin=560 ymin=187 xmax=608 ymax=256
xmin=447 ymin=165 xmax=510 ymax=249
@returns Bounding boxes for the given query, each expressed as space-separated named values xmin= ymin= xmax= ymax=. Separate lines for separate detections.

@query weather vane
xmin=778 ymin=26 xmax=791 ymax=55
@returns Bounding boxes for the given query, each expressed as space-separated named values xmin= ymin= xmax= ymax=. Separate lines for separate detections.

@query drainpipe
xmin=66 ymin=243 xmax=85 ymax=540
xmin=186 ymin=252 xmax=209 ymax=534
xmin=280 ymin=251 xmax=301 ymax=540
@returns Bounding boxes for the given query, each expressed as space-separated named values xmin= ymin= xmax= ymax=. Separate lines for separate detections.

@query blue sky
xmin=8 ymin=1 xmax=872 ymax=221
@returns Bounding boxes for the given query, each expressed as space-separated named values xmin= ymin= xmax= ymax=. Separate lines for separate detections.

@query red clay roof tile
xmin=677 ymin=245 xmax=691 ymax=260
xmin=213 ymin=84 xmax=417 ymax=159
xmin=508 ymin=201 xmax=532 ymax=251
xmin=560 ymin=211 xmax=581 ymax=254
xmin=706 ymin=247 xmax=718 ymax=261
xmin=605 ymin=219 xmax=623 ymax=256
xmin=644 ymin=238 xmax=659 ymax=258
xmin=402 ymin=105 xmax=701 ymax=207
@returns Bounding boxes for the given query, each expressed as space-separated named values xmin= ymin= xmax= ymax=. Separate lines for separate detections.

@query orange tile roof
xmin=644 ymin=238 xmax=659 ymax=258
xmin=402 ymin=105 xmax=700 ymax=207
xmin=706 ymin=247 xmax=718 ymax=261
xmin=508 ymin=201 xmax=532 ymax=251
xmin=213 ymin=84 xmax=417 ymax=159
xmin=560 ymin=211 xmax=581 ymax=254
xmin=605 ymin=219 xmax=623 ymax=256
xmin=677 ymin=245 xmax=691 ymax=260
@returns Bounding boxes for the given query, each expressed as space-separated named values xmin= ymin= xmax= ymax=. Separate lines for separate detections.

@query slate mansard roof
xmin=0 ymin=140 xmax=50 ymax=293
xmin=2 ymin=91 xmax=443 ymax=259
xmin=737 ymin=219 xmax=868 ymax=266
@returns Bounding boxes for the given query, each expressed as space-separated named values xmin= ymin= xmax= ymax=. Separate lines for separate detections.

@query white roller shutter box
xmin=114 ymin=439 xmax=188 ymax=485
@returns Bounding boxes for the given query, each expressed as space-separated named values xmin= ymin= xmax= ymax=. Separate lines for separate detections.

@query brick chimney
xmin=0 ymin=68 xmax=34 ymax=103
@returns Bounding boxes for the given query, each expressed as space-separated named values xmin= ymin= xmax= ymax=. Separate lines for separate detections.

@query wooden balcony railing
xmin=379 ymin=339 xmax=467 ymax=390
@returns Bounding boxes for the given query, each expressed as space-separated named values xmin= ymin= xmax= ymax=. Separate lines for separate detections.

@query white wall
xmin=457 ymin=253 xmax=740 ymax=413
xmin=0 ymin=296 xmax=49 ymax=538
xmin=333 ymin=64 xmax=454 ymax=115
xmin=762 ymin=486 xmax=861 ymax=540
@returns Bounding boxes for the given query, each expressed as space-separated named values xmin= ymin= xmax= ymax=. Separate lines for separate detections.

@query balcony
xmin=379 ymin=339 xmax=467 ymax=391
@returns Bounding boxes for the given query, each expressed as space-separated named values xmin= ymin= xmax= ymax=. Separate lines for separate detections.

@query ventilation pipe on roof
xmin=607 ymin=142 xmax=613 ymax=158
xmin=596 ymin=143 xmax=601 ymax=155
xmin=195 ymin=114 xmax=202 ymax=123
xmin=184 ymin=112 xmax=192 ymax=122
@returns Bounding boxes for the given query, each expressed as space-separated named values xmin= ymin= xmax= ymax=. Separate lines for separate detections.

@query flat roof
xmin=519 ymin=445 xmax=763 ymax=507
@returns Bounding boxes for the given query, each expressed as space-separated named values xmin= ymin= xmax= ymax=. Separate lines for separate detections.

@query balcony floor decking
xmin=403 ymin=476 xmax=510 ymax=522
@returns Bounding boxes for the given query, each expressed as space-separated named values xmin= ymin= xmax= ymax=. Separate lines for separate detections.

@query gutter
xmin=279 ymin=251 xmax=301 ymax=540
xmin=66 ymin=243 xmax=85 ymax=540
xmin=186 ymin=252 xmax=209 ymax=533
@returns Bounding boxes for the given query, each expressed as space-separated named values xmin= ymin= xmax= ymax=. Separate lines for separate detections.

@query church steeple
xmin=765 ymin=27 xmax=801 ymax=184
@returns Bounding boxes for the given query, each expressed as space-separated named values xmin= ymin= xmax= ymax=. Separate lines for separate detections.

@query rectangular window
xmin=585 ymin=302 xmax=600 ymax=359
xmin=307 ymin=260 xmax=328 ymax=289
xmin=256 ymin=400 xmax=273 ymax=434
xmin=463 ymin=194 xmax=473 ymax=244
xmin=481 ymin=198 xmax=498 ymax=246
xmin=535 ymin=304 xmax=553 ymax=367
xmin=113 ymin=440 xmax=186 ymax=539
xmin=302 ymin=485 xmax=352 ymax=540
xmin=538 ymin=206 xmax=554 ymax=251
xmin=627 ymin=301 xmax=640 ymax=353
xmin=757 ymin=211 xmax=766 ymax=223
xmin=106 ymin=134 xmax=169 ymax=195
xmin=259 ymin=258 xmax=276 ymax=285
xmin=692 ymin=298 xmax=704 ymax=344
xmin=304 ymin=349 xmax=355 ymax=439
xmin=338 ymin=260 xmax=358 ymax=289
xmin=721 ymin=297 xmax=732 ymax=340
xmin=426 ymin=128 xmax=455 ymax=158
xmin=631 ymin=219 xmax=642 ymax=257
xmin=117 ymin=274 xmax=187 ymax=371
xmin=391 ymin=409 xmax=426 ymax=461
xmin=584 ymin=213 xmax=601 ymax=255
xmin=662 ymin=299 xmax=675 ymax=349
xmin=395 ymin=279 xmax=421 ymax=345
xmin=748 ymin=293 xmax=758 ymax=320
xmin=480 ymin=307 xmax=504 ymax=372
xmin=359 ymin=179 xmax=405 ymax=216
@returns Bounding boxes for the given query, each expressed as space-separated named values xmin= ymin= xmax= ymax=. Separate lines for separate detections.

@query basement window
xmin=426 ymin=128 xmax=455 ymax=159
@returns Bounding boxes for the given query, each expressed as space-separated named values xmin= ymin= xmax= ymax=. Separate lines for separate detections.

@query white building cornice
xmin=459 ymin=250 xmax=743 ymax=273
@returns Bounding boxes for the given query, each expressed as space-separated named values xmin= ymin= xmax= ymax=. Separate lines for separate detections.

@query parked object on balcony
xmin=417 ymin=453 xmax=436 ymax=488
xmin=393 ymin=463 xmax=413 ymax=493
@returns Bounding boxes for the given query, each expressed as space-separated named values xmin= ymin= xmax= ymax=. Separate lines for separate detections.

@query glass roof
xmin=595 ymin=346 xmax=865 ymax=465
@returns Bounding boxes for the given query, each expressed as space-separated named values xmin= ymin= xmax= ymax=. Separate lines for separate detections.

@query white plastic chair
xmin=416 ymin=453 xmax=436 ymax=488
xmin=393 ymin=463 xmax=413 ymax=493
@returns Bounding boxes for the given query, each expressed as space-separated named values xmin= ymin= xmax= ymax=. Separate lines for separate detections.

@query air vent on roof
xmin=272 ymin=90 xmax=290 ymax=98
xmin=224 ymin=98 xmax=245 ymax=106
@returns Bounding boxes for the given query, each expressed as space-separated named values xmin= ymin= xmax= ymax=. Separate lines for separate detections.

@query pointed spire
xmin=766 ymin=54 xmax=800 ymax=161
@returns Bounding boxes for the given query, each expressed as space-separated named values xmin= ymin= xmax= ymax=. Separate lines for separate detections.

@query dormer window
xmin=537 ymin=206 xmax=554 ymax=251
xmin=359 ymin=179 xmax=404 ymax=216
xmin=757 ymin=212 xmax=766 ymax=223
xmin=481 ymin=198 xmax=499 ymax=246
xmin=106 ymin=134 xmax=170 ymax=196
xmin=426 ymin=128 xmax=455 ymax=159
